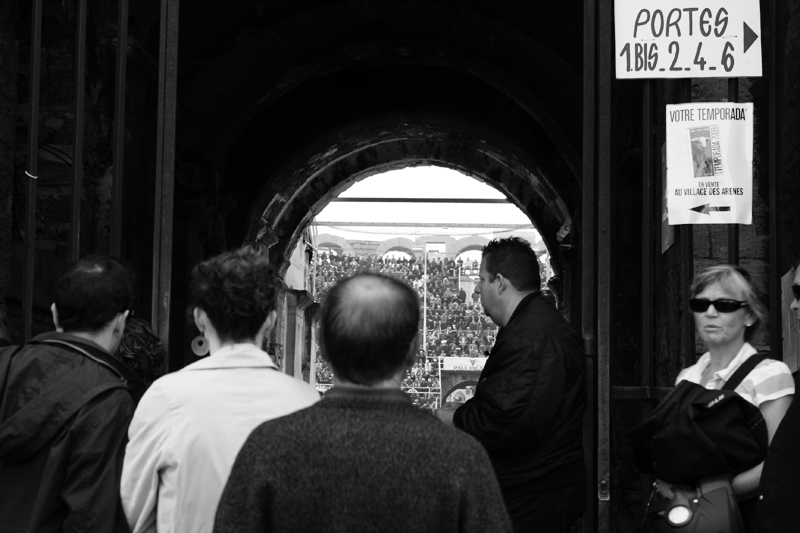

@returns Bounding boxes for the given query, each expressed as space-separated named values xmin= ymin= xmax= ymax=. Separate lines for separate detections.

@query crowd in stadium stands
xmin=313 ymin=251 xmax=503 ymax=409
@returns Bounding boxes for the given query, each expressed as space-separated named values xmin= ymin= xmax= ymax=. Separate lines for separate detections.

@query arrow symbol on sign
xmin=743 ymin=22 xmax=759 ymax=53
xmin=691 ymin=204 xmax=731 ymax=215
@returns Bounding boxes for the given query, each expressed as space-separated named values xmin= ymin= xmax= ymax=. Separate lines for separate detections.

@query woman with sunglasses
xmin=656 ymin=265 xmax=794 ymax=527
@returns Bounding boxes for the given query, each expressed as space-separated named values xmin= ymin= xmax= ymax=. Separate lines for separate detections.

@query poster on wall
xmin=614 ymin=0 xmax=762 ymax=79
xmin=666 ymin=102 xmax=753 ymax=225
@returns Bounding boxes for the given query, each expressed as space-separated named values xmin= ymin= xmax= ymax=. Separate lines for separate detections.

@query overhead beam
xmin=329 ymin=198 xmax=509 ymax=203
xmin=313 ymin=222 xmax=533 ymax=229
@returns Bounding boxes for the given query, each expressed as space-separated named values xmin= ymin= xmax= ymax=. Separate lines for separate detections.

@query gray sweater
xmin=213 ymin=386 xmax=512 ymax=533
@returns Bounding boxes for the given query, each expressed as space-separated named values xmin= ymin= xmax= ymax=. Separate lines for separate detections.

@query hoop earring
xmin=191 ymin=331 xmax=210 ymax=356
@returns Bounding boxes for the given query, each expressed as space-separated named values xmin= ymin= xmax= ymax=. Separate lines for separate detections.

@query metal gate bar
xmin=727 ymin=79 xmax=739 ymax=266
xmin=110 ymin=0 xmax=129 ymax=257
xmin=581 ymin=0 xmax=597 ymax=529
xmin=640 ymin=78 xmax=656 ymax=507
xmin=680 ymin=80 xmax=695 ymax=368
xmin=152 ymin=0 xmax=180 ymax=355
xmin=70 ymin=0 xmax=88 ymax=263
xmin=641 ymin=79 xmax=654 ymax=394
xmin=768 ymin=0 xmax=782 ymax=361
xmin=596 ymin=0 xmax=613 ymax=529
xmin=22 ymin=0 xmax=43 ymax=342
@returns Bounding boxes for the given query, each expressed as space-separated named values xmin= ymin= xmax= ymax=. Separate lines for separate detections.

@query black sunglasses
xmin=689 ymin=298 xmax=748 ymax=313
xmin=793 ymin=285 xmax=800 ymax=302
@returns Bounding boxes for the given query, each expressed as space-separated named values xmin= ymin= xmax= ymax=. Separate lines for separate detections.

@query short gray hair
xmin=690 ymin=265 xmax=766 ymax=341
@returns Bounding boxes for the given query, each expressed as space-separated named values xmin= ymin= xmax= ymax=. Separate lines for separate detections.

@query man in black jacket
xmin=0 ymin=256 xmax=143 ymax=533
xmin=437 ymin=237 xmax=587 ymax=532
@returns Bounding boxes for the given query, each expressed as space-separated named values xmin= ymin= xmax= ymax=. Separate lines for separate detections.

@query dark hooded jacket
xmin=0 ymin=332 xmax=144 ymax=533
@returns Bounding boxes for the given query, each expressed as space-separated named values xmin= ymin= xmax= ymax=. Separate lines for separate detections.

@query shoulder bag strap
xmin=722 ymin=353 xmax=769 ymax=391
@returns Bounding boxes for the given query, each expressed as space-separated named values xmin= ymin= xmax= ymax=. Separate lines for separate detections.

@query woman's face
xmin=693 ymin=281 xmax=754 ymax=350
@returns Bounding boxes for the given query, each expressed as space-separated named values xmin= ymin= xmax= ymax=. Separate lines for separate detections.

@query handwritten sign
xmin=666 ymin=103 xmax=753 ymax=225
xmin=615 ymin=0 xmax=762 ymax=79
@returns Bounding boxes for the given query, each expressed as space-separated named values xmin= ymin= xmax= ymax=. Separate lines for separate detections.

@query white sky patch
xmin=314 ymin=167 xmax=534 ymax=241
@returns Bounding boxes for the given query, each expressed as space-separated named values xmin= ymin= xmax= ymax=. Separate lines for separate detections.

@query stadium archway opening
xmin=237 ymin=116 xmax=578 ymax=306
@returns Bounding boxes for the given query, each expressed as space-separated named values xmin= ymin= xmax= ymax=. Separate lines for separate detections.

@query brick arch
xmin=313 ymin=234 xmax=355 ymax=256
xmin=373 ymin=238 xmax=420 ymax=259
xmin=447 ymin=236 xmax=491 ymax=258
xmin=244 ymin=114 xmax=572 ymax=282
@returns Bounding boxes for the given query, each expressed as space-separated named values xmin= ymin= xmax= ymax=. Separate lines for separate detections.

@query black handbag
xmin=630 ymin=354 xmax=771 ymax=533
xmin=629 ymin=354 xmax=769 ymax=485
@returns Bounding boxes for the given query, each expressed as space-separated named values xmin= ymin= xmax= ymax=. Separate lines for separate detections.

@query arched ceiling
xmin=162 ymin=0 xmax=584 ymax=277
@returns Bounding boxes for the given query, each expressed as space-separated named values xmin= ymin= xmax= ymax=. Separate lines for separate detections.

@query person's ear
xmin=193 ymin=307 xmax=207 ymax=333
xmin=50 ymin=303 xmax=63 ymax=332
xmin=495 ymin=273 xmax=507 ymax=293
xmin=744 ymin=308 xmax=756 ymax=329
xmin=113 ymin=311 xmax=128 ymax=336
xmin=258 ymin=310 xmax=278 ymax=339
xmin=405 ymin=335 xmax=421 ymax=368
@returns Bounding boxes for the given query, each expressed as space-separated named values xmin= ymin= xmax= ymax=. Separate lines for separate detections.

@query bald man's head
xmin=320 ymin=273 xmax=420 ymax=386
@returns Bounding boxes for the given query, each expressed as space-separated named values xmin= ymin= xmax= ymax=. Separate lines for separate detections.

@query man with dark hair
xmin=0 ymin=256 xmax=144 ymax=532
xmin=214 ymin=273 xmax=512 ymax=533
xmin=436 ymin=237 xmax=587 ymax=533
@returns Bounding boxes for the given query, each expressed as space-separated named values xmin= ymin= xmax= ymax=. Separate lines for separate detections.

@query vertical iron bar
xmin=597 ymin=0 xmax=613 ymax=529
xmin=581 ymin=0 xmax=597 ymax=530
xmin=110 ymin=0 xmax=129 ymax=256
xmin=152 ymin=0 xmax=180 ymax=353
xmin=582 ymin=0 xmax=597 ymax=375
xmin=641 ymin=78 xmax=655 ymax=507
xmin=642 ymin=79 xmax=654 ymax=388
xmin=23 ymin=0 xmax=44 ymax=341
xmin=680 ymin=80 xmax=694 ymax=369
xmin=70 ymin=0 xmax=88 ymax=263
xmin=727 ymin=79 xmax=739 ymax=265
xmin=768 ymin=0 xmax=781 ymax=360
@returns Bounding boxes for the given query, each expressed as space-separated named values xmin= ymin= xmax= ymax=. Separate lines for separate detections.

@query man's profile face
xmin=476 ymin=258 xmax=500 ymax=323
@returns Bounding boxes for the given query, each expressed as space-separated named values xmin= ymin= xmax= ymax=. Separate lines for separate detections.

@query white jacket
xmin=121 ymin=344 xmax=320 ymax=533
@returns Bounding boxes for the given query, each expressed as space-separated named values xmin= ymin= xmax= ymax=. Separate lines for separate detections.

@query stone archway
xmin=314 ymin=234 xmax=355 ymax=256
xmin=373 ymin=238 xmax=419 ymax=259
xmin=244 ymin=114 xmax=573 ymax=279
xmin=447 ymin=236 xmax=490 ymax=258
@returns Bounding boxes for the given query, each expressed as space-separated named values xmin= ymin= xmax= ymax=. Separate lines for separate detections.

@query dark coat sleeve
xmin=454 ymin=330 xmax=567 ymax=453
xmin=458 ymin=441 xmax=514 ymax=533
xmin=213 ymin=437 xmax=269 ymax=533
xmin=61 ymin=390 xmax=134 ymax=533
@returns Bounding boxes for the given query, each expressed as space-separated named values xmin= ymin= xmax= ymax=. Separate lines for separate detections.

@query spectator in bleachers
xmin=312 ymin=249 xmax=503 ymax=407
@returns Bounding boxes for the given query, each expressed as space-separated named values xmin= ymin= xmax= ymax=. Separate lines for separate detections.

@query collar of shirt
xmin=324 ymin=386 xmax=412 ymax=404
xmin=682 ymin=342 xmax=757 ymax=388
xmin=182 ymin=343 xmax=278 ymax=371
xmin=503 ymin=290 xmax=541 ymax=330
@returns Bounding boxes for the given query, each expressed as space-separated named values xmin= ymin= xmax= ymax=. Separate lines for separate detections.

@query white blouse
xmin=676 ymin=342 xmax=794 ymax=407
